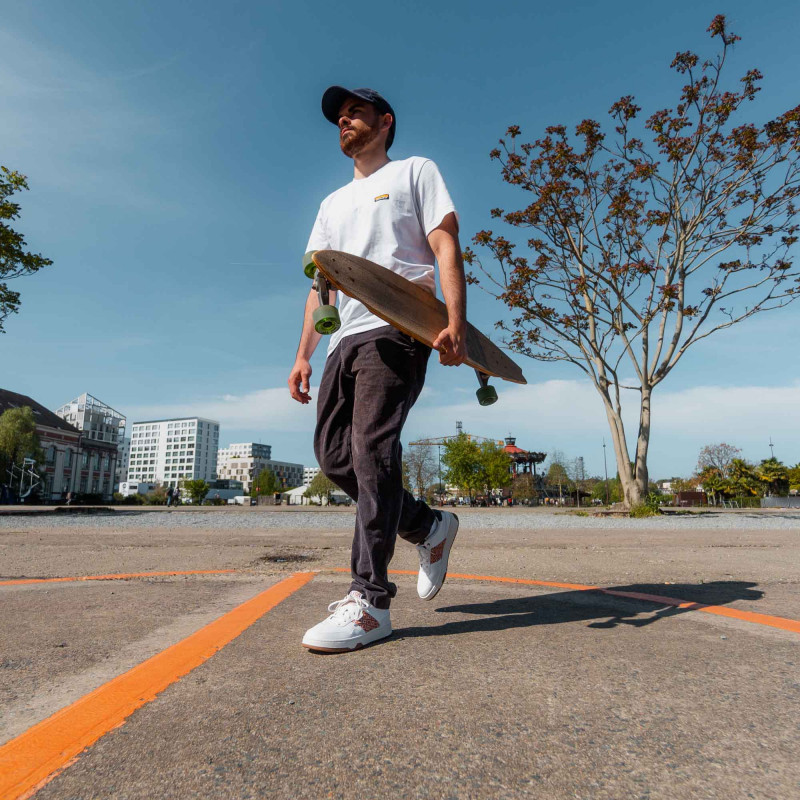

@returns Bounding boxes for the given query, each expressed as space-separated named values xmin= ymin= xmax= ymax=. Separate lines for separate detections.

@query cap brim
xmin=321 ymin=86 xmax=357 ymax=125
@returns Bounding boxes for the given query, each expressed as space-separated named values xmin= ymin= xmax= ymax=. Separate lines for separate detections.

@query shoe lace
xmin=327 ymin=591 xmax=369 ymax=625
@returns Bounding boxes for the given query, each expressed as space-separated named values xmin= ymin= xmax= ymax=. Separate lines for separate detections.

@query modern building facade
xmin=266 ymin=459 xmax=304 ymax=490
xmin=303 ymin=466 xmax=320 ymax=486
xmin=1 ymin=389 xmax=117 ymax=502
xmin=55 ymin=393 xmax=126 ymax=446
xmin=216 ymin=443 xmax=272 ymax=493
xmin=216 ymin=443 xmax=302 ymax=493
xmin=126 ymin=417 xmax=219 ymax=488
xmin=116 ymin=436 xmax=131 ymax=485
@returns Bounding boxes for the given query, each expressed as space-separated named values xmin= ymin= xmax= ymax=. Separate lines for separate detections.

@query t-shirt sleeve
xmin=414 ymin=159 xmax=458 ymax=237
xmin=305 ymin=204 xmax=330 ymax=252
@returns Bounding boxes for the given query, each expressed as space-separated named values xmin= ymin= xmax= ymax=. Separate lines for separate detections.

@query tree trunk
xmin=632 ymin=387 xmax=652 ymax=506
xmin=599 ymin=390 xmax=640 ymax=508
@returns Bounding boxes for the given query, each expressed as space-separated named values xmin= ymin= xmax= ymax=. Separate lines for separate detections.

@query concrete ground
xmin=1 ymin=508 xmax=798 ymax=799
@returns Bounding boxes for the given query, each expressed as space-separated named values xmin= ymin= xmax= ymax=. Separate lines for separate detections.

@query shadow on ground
xmin=395 ymin=581 xmax=763 ymax=639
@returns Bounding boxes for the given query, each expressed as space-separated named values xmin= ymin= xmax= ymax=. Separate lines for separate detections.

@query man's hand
xmin=432 ymin=322 xmax=467 ymax=366
xmin=288 ymin=358 xmax=313 ymax=404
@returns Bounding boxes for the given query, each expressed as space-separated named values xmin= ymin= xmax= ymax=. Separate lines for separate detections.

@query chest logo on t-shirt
xmin=374 ymin=193 xmax=389 ymax=202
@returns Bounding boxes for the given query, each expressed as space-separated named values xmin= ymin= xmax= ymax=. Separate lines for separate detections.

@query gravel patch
xmin=1 ymin=509 xmax=799 ymax=531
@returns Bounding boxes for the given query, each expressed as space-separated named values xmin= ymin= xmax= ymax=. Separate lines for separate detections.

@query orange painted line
xmin=330 ymin=566 xmax=596 ymax=592
xmin=330 ymin=567 xmax=800 ymax=635
xmin=0 ymin=570 xmax=236 ymax=587
xmin=0 ymin=571 xmax=315 ymax=800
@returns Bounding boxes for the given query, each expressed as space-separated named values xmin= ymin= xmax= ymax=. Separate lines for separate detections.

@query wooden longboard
xmin=312 ymin=250 xmax=526 ymax=385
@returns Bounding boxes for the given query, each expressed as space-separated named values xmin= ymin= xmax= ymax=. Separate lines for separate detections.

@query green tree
xmin=698 ymin=466 xmax=726 ymax=503
xmin=253 ymin=468 xmax=281 ymax=497
xmin=511 ymin=473 xmax=538 ymax=502
xmin=1 ymin=167 xmax=53 ymax=333
xmin=726 ymin=459 xmax=762 ymax=498
xmin=441 ymin=433 xmax=482 ymax=498
xmin=305 ymin=471 xmax=339 ymax=503
xmin=757 ymin=457 xmax=789 ymax=497
xmin=476 ymin=440 xmax=512 ymax=494
xmin=788 ymin=464 xmax=800 ymax=494
xmin=0 ymin=406 xmax=43 ymax=481
xmin=182 ymin=479 xmax=210 ymax=505
xmin=465 ymin=17 xmax=800 ymax=507
xmin=591 ymin=477 xmax=622 ymax=504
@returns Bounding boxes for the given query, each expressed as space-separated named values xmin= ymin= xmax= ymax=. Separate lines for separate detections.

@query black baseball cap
xmin=321 ymin=86 xmax=396 ymax=150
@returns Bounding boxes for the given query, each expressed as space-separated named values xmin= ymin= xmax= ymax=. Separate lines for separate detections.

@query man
xmin=288 ymin=86 xmax=465 ymax=653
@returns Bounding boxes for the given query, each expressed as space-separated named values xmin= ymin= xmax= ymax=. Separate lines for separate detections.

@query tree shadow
xmin=394 ymin=581 xmax=764 ymax=640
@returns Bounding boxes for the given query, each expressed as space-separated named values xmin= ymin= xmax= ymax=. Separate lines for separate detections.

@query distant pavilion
xmin=502 ymin=436 xmax=546 ymax=478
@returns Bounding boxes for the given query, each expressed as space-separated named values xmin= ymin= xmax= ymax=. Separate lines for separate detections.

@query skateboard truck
xmin=303 ymin=251 xmax=341 ymax=335
xmin=475 ymin=370 xmax=498 ymax=406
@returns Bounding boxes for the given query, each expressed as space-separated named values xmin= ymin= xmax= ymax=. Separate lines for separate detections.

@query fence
xmin=760 ymin=496 xmax=800 ymax=509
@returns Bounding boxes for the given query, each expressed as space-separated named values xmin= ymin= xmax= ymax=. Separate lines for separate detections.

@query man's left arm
xmin=429 ymin=212 xmax=467 ymax=366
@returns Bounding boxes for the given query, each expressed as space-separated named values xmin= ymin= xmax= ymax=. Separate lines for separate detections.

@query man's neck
xmin=352 ymin=148 xmax=391 ymax=180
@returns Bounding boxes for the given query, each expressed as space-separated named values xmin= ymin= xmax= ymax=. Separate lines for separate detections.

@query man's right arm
xmin=288 ymin=287 xmax=336 ymax=404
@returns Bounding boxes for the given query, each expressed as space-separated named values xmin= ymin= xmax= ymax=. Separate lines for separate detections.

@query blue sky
xmin=2 ymin=0 xmax=799 ymax=479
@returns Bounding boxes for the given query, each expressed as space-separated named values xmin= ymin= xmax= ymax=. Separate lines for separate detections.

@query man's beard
xmin=340 ymin=122 xmax=380 ymax=157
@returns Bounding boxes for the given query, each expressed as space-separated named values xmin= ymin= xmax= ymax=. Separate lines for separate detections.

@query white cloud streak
xmin=125 ymin=379 xmax=800 ymax=475
xmin=126 ymin=386 xmax=317 ymax=433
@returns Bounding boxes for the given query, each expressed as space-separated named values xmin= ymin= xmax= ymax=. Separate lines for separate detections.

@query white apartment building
xmin=126 ymin=417 xmax=219 ymax=488
xmin=55 ymin=393 xmax=126 ymax=446
xmin=303 ymin=466 xmax=320 ymax=486
xmin=216 ymin=443 xmax=305 ymax=493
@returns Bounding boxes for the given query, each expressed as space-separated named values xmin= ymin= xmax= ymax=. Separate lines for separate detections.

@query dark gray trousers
xmin=314 ymin=325 xmax=438 ymax=609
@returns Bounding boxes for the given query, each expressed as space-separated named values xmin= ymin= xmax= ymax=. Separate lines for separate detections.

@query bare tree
xmin=404 ymin=444 xmax=438 ymax=499
xmin=466 ymin=17 xmax=800 ymax=506
xmin=696 ymin=442 xmax=742 ymax=479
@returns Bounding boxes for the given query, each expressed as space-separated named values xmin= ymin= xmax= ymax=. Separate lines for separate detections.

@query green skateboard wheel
xmin=476 ymin=384 xmax=498 ymax=406
xmin=313 ymin=304 xmax=340 ymax=335
xmin=303 ymin=251 xmax=318 ymax=279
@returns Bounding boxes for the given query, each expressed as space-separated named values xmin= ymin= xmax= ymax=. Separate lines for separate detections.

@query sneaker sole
xmin=420 ymin=514 xmax=459 ymax=601
xmin=302 ymin=627 xmax=392 ymax=653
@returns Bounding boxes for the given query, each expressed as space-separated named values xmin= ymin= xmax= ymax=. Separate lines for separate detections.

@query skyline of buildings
xmin=1 ymin=383 xmax=319 ymax=503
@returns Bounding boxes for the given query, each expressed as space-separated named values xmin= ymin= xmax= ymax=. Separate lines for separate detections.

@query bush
xmin=81 ymin=493 xmax=104 ymax=505
xmin=645 ymin=491 xmax=662 ymax=513
xmin=143 ymin=488 xmax=168 ymax=505
xmin=113 ymin=492 xmax=144 ymax=505
xmin=629 ymin=494 xmax=662 ymax=517
xmin=629 ymin=503 xmax=658 ymax=518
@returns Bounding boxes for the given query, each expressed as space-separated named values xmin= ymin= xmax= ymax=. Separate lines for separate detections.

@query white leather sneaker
xmin=416 ymin=511 xmax=459 ymax=600
xmin=302 ymin=591 xmax=392 ymax=653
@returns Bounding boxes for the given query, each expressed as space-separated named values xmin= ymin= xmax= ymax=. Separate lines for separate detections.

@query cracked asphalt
xmin=1 ymin=507 xmax=798 ymax=799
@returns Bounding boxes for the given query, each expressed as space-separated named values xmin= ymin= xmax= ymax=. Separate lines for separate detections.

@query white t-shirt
xmin=305 ymin=156 xmax=457 ymax=354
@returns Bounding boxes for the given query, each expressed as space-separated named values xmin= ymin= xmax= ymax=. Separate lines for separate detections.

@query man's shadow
xmin=394 ymin=581 xmax=764 ymax=639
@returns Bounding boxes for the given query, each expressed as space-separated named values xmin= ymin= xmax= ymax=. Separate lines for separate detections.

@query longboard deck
xmin=312 ymin=250 xmax=526 ymax=385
